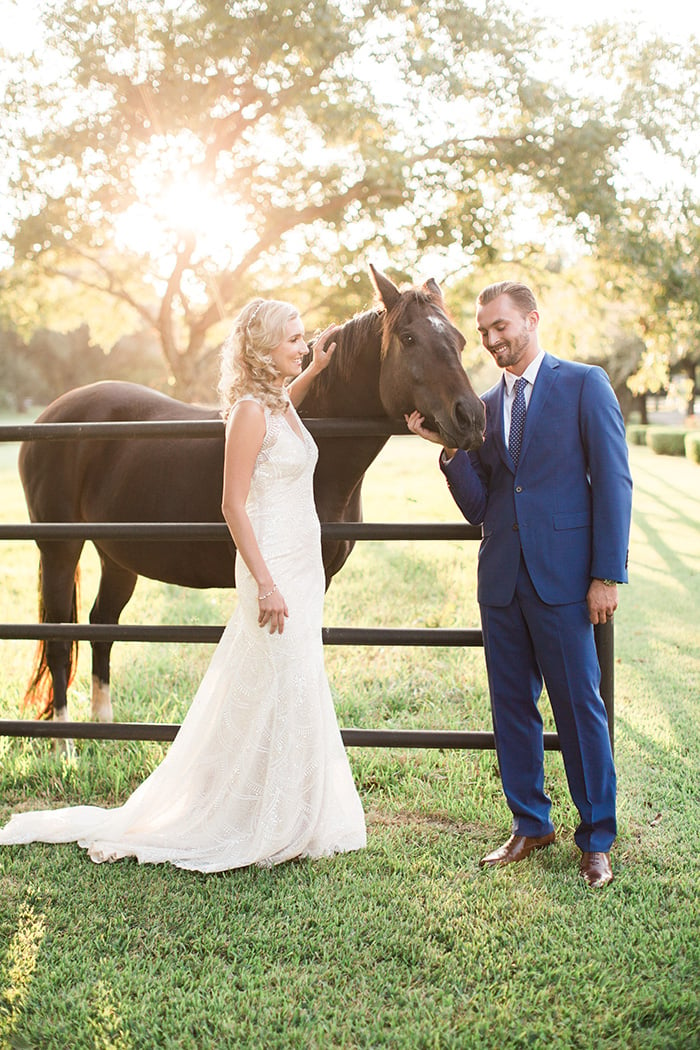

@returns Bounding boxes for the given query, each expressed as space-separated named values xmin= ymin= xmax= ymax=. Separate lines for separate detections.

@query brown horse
xmin=19 ymin=265 xmax=485 ymax=724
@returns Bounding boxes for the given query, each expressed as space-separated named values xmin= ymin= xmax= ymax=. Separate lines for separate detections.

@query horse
xmin=19 ymin=264 xmax=485 ymax=725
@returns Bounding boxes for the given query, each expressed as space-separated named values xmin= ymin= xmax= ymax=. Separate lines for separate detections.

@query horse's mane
xmin=307 ymin=306 xmax=384 ymax=400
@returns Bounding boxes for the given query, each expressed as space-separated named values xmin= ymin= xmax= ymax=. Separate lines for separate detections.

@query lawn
xmin=0 ymin=415 xmax=698 ymax=1049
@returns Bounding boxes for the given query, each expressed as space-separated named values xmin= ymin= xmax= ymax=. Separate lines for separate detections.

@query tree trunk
xmin=634 ymin=393 xmax=648 ymax=425
xmin=683 ymin=361 xmax=697 ymax=418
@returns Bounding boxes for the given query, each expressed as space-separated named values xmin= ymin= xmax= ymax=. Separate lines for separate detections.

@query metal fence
xmin=0 ymin=418 xmax=614 ymax=751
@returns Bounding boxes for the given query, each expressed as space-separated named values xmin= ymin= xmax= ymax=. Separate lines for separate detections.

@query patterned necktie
xmin=508 ymin=376 xmax=527 ymax=466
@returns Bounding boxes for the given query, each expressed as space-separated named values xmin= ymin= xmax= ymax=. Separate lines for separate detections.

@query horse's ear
xmin=423 ymin=277 xmax=444 ymax=303
xmin=369 ymin=264 xmax=401 ymax=312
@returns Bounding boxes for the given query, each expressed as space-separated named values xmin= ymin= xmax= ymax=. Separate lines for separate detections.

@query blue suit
xmin=442 ymin=353 xmax=633 ymax=851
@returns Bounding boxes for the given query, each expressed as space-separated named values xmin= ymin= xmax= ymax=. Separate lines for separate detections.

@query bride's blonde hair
xmin=218 ymin=298 xmax=301 ymax=417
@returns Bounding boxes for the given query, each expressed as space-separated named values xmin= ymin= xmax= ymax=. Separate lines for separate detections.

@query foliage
xmin=0 ymin=323 xmax=169 ymax=410
xmin=683 ymin=431 xmax=700 ymax=464
xmin=626 ymin=424 xmax=649 ymax=445
xmin=0 ymin=435 xmax=698 ymax=1048
xmin=1 ymin=0 xmax=695 ymax=397
xmin=0 ymin=258 xmax=138 ymax=348
xmin=0 ymin=329 xmax=32 ymax=412
xmin=645 ymin=426 xmax=689 ymax=456
xmin=599 ymin=196 xmax=700 ymax=412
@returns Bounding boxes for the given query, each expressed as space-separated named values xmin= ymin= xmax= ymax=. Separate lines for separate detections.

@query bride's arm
xmin=221 ymin=400 xmax=289 ymax=634
xmin=287 ymin=324 xmax=339 ymax=408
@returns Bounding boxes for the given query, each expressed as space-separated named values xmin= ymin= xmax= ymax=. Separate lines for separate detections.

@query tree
xmin=1 ymin=0 xmax=695 ymax=397
xmin=0 ymin=328 xmax=34 ymax=411
xmin=0 ymin=324 xmax=109 ymax=409
xmin=596 ymin=195 xmax=700 ymax=418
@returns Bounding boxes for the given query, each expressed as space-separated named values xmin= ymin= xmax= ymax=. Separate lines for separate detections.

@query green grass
xmin=0 ymin=418 xmax=698 ymax=1049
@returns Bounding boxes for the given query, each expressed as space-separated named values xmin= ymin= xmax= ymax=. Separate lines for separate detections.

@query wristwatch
xmin=597 ymin=579 xmax=619 ymax=586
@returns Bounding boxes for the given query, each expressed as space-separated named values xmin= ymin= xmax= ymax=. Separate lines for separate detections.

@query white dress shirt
xmin=502 ymin=350 xmax=545 ymax=449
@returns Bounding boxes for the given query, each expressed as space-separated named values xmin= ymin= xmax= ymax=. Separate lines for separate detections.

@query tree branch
xmin=38 ymin=254 xmax=158 ymax=329
xmin=158 ymin=232 xmax=197 ymax=370
xmin=194 ymin=180 xmax=391 ymax=334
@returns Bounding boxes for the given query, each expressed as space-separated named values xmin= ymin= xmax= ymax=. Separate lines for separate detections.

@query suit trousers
xmin=480 ymin=554 xmax=617 ymax=852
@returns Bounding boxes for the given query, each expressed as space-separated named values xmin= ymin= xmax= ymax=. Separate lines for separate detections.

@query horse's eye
xmin=402 ymin=333 xmax=415 ymax=346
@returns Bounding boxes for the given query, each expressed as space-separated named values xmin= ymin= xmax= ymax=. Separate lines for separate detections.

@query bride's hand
xmin=309 ymin=325 xmax=339 ymax=375
xmin=257 ymin=586 xmax=289 ymax=634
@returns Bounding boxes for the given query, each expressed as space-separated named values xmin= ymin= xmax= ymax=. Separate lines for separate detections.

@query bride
xmin=0 ymin=298 xmax=367 ymax=871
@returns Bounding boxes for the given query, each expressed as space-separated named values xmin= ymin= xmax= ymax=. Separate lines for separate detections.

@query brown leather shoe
xmin=479 ymin=832 xmax=556 ymax=868
xmin=579 ymin=851 xmax=613 ymax=888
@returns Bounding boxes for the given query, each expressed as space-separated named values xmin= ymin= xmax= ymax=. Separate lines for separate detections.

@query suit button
xmin=512 ymin=523 xmax=519 ymax=531
xmin=515 ymin=485 xmax=523 ymax=493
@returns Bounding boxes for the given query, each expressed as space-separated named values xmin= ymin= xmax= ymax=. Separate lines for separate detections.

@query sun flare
xmin=112 ymin=137 xmax=256 ymax=271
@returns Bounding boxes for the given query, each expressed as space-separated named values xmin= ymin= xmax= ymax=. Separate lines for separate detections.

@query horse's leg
xmin=318 ymin=479 xmax=363 ymax=588
xmin=88 ymin=550 xmax=138 ymax=722
xmin=24 ymin=541 xmax=84 ymax=758
xmin=30 ymin=542 xmax=84 ymax=724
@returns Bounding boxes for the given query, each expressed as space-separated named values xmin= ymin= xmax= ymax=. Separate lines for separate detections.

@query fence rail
xmin=0 ymin=522 xmax=482 ymax=541
xmin=0 ymin=417 xmax=614 ymax=751
xmin=0 ymin=417 xmax=407 ymax=442
xmin=0 ymin=720 xmax=540 ymax=750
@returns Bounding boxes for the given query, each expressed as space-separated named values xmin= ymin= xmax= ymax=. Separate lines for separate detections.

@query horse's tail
xmin=22 ymin=563 xmax=81 ymax=720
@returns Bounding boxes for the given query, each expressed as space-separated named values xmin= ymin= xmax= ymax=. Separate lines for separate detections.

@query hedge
xmin=646 ymin=427 xmax=689 ymax=456
xmin=626 ymin=424 xmax=650 ymax=445
xmin=685 ymin=432 xmax=700 ymax=465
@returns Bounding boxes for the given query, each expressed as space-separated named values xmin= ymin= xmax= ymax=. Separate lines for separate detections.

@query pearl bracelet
xmin=257 ymin=584 xmax=277 ymax=601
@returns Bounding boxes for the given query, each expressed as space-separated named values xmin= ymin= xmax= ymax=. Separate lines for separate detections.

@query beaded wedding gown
xmin=0 ymin=398 xmax=366 ymax=871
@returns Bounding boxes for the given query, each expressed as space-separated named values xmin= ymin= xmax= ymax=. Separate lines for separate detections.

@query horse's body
xmin=19 ymin=267 xmax=485 ymax=722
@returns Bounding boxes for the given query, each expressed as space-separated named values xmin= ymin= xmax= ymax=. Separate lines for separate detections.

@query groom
xmin=407 ymin=281 xmax=632 ymax=888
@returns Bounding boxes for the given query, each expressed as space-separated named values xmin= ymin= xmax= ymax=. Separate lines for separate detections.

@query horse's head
xmin=370 ymin=265 xmax=485 ymax=451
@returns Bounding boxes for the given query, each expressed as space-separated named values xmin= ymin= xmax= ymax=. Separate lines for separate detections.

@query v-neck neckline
xmin=283 ymin=404 xmax=305 ymax=445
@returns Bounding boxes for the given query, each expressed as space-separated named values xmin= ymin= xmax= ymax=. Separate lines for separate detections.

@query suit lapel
xmin=486 ymin=381 xmax=512 ymax=471
xmin=518 ymin=354 xmax=558 ymax=463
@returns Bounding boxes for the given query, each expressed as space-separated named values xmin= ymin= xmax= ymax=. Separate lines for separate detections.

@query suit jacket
xmin=442 ymin=353 xmax=633 ymax=607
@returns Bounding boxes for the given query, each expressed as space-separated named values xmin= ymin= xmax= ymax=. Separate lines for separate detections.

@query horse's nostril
xmin=454 ymin=398 xmax=475 ymax=429
xmin=454 ymin=396 xmax=486 ymax=433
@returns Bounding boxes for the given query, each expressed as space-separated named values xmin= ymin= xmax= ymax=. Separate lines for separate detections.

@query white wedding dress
xmin=0 ymin=398 xmax=366 ymax=871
